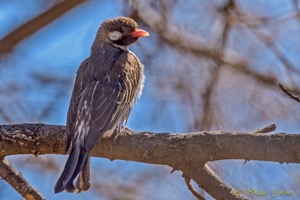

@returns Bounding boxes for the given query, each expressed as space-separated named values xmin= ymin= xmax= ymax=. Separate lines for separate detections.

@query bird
xmin=54 ymin=16 xmax=149 ymax=193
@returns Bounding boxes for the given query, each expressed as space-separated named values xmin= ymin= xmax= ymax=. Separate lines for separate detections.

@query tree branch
xmin=1 ymin=123 xmax=298 ymax=163
xmin=0 ymin=123 xmax=299 ymax=199
xmin=184 ymin=178 xmax=205 ymax=200
xmin=0 ymin=0 xmax=86 ymax=55
xmin=131 ymin=0 xmax=298 ymax=94
xmin=183 ymin=164 xmax=248 ymax=200
xmin=252 ymin=124 xmax=276 ymax=133
xmin=0 ymin=158 xmax=44 ymax=200
xmin=279 ymin=83 xmax=300 ymax=103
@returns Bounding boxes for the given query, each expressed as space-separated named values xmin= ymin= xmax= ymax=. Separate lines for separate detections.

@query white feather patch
xmin=108 ymin=31 xmax=122 ymax=41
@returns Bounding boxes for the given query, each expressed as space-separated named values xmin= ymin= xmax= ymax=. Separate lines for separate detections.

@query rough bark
xmin=0 ymin=123 xmax=298 ymax=199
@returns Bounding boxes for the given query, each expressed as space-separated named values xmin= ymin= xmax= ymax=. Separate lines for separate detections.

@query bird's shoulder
xmin=81 ymin=44 xmax=143 ymax=93
xmin=74 ymin=58 xmax=91 ymax=84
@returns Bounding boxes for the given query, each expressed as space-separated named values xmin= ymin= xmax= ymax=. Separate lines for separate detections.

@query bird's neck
xmin=89 ymin=42 xmax=129 ymax=68
xmin=92 ymin=40 xmax=129 ymax=52
xmin=112 ymin=43 xmax=129 ymax=51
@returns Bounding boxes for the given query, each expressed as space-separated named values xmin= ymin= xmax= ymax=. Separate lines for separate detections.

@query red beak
xmin=131 ymin=29 xmax=150 ymax=37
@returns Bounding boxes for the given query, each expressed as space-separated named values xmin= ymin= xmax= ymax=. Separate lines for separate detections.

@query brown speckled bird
xmin=54 ymin=17 xmax=149 ymax=193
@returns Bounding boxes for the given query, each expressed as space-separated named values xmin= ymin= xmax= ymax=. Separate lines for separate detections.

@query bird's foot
xmin=112 ymin=126 xmax=132 ymax=143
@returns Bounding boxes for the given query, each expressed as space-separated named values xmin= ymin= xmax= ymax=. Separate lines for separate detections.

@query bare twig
xmin=0 ymin=158 xmax=44 ymax=200
xmin=184 ymin=178 xmax=205 ymax=200
xmin=279 ymin=83 xmax=300 ymax=103
xmin=253 ymin=124 xmax=276 ymax=134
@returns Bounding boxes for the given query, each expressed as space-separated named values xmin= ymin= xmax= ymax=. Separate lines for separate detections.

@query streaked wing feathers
xmin=65 ymin=58 xmax=89 ymax=152
xmin=66 ymin=50 xmax=141 ymax=153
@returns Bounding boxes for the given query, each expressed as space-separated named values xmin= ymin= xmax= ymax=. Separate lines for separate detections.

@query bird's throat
xmin=112 ymin=43 xmax=129 ymax=51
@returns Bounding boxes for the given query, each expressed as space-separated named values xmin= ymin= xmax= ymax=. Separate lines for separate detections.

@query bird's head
xmin=95 ymin=17 xmax=149 ymax=50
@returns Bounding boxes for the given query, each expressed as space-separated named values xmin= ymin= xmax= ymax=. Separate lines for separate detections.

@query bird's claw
xmin=112 ymin=126 xmax=132 ymax=143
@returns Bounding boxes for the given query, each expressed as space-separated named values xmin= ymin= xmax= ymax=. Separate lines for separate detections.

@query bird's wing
xmin=65 ymin=51 xmax=141 ymax=152
xmin=65 ymin=58 xmax=89 ymax=152
xmin=83 ymin=52 xmax=141 ymax=151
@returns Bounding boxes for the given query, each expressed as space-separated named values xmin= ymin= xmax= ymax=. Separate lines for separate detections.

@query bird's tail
xmin=54 ymin=145 xmax=90 ymax=193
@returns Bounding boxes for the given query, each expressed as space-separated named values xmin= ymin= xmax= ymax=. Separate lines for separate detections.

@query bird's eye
xmin=108 ymin=31 xmax=122 ymax=41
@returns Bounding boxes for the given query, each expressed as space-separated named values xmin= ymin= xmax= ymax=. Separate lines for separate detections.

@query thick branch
xmin=0 ymin=124 xmax=299 ymax=165
xmin=0 ymin=123 xmax=298 ymax=199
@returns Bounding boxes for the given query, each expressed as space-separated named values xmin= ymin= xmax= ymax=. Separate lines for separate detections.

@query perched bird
xmin=54 ymin=16 xmax=149 ymax=193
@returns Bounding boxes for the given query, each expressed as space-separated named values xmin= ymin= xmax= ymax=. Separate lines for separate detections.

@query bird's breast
xmin=128 ymin=51 xmax=145 ymax=103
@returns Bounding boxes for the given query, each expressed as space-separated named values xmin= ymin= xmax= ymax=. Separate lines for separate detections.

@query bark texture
xmin=0 ymin=123 xmax=298 ymax=199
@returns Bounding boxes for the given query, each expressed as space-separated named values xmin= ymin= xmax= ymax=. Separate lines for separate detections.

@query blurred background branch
xmin=0 ymin=0 xmax=85 ymax=55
